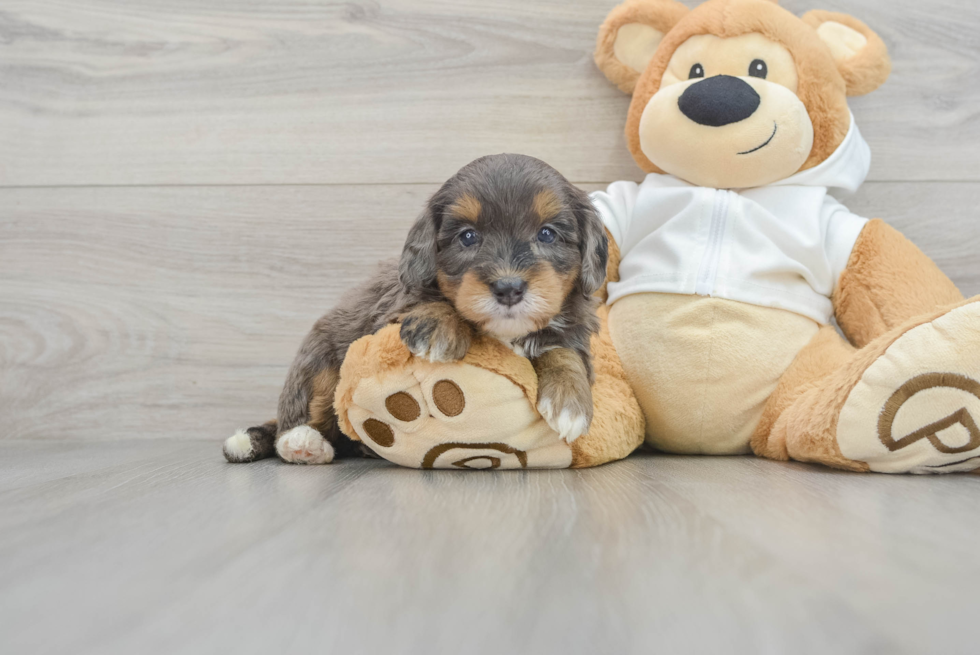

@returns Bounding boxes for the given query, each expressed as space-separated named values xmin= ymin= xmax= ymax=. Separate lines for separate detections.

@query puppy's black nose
xmin=678 ymin=75 xmax=761 ymax=127
xmin=490 ymin=278 xmax=527 ymax=306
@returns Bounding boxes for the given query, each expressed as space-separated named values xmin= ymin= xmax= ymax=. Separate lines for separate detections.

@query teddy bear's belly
xmin=608 ymin=292 xmax=821 ymax=455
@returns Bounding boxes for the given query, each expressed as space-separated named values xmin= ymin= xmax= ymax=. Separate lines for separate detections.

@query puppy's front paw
xmin=400 ymin=304 xmax=472 ymax=363
xmin=537 ymin=386 xmax=593 ymax=444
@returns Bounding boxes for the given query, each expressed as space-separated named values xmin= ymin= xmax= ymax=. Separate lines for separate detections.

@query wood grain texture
xmin=0 ymin=184 xmax=426 ymax=440
xmin=1 ymin=0 xmax=978 ymax=186
xmin=0 ymin=442 xmax=978 ymax=654
xmin=2 ymin=182 xmax=978 ymax=442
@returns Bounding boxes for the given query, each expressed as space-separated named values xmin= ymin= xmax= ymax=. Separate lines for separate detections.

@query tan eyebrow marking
xmin=448 ymin=194 xmax=481 ymax=223
xmin=533 ymin=190 xmax=563 ymax=223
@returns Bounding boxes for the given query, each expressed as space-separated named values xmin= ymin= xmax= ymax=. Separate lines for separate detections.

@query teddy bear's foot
xmin=773 ymin=299 xmax=980 ymax=473
xmin=275 ymin=425 xmax=335 ymax=465
xmin=835 ymin=299 xmax=980 ymax=473
xmin=341 ymin=358 xmax=573 ymax=470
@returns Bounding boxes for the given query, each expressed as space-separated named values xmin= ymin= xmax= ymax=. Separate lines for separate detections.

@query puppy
xmin=224 ymin=153 xmax=608 ymax=465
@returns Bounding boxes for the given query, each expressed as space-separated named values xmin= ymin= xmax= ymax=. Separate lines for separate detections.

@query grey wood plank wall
xmin=1 ymin=0 xmax=979 ymax=441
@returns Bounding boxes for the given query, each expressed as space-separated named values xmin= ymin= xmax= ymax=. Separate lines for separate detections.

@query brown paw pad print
xmin=385 ymin=392 xmax=420 ymax=422
xmin=363 ymin=419 xmax=395 ymax=447
xmin=432 ymin=380 xmax=465 ymax=417
xmin=359 ymin=379 xmax=467 ymax=449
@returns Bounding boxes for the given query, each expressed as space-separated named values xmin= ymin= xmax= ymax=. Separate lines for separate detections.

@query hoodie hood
xmin=772 ymin=113 xmax=871 ymax=196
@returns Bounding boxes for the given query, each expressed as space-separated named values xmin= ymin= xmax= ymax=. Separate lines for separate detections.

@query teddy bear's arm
xmin=833 ymin=219 xmax=963 ymax=348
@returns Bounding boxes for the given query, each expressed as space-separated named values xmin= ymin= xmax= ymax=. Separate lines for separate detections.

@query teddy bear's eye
xmin=749 ymin=59 xmax=768 ymax=79
xmin=689 ymin=63 xmax=705 ymax=80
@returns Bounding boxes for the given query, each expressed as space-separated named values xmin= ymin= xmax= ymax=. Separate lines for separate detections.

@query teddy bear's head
xmin=595 ymin=0 xmax=890 ymax=189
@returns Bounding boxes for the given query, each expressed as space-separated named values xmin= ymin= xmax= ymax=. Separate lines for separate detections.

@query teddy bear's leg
xmin=750 ymin=325 xmax=857 ymax=467
xmin=834 ymin=219 xmax=964 ymax=347
xmin=754 ymin=297 xmax=980 ymax=473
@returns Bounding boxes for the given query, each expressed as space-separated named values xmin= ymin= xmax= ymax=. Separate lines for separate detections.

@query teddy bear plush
xmin=333 ymin=0 xmax=980 ymax=473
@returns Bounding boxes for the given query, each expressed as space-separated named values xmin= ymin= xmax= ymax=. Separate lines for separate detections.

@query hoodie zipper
xmin=694 ymin=189 xmax=732 ymax=297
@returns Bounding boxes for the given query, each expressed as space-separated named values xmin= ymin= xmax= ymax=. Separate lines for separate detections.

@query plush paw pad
xmin=838 ymin=301 xmax=980 ymax=473
xmin=431 ymin=379 xmax=466 ymax=416
xmin=276 ymin=425 xmax=335 ymax=464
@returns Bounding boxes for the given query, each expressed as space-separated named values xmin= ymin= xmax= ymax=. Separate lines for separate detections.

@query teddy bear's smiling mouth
xmin=738 ymin=122 xmax=778 ymax=155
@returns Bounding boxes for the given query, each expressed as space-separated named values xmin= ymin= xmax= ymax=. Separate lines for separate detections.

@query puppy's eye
xmin=689 ymin=63 xmax=704 ymax=79
xmin=749 ymin=59 xmax=767 ymax=79
xmin=459 ymin=229 xmax=480 ymax=247
xmin=537 ymin=226 xmax=557 ymax=244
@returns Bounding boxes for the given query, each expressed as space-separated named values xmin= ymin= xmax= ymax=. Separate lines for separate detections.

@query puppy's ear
xmin=594 ymin=0 xmax=689 ymax=94
xmin=572 ymin=190 xmax=609 ymax=299
xmin=803 ymin=11 xmax=891 ymax=96
xmin=399 ymin=205 xmax=439 ymax=291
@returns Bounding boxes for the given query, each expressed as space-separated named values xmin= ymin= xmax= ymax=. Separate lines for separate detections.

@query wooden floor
xmin=3 ymin=0 xmax=980 ymax=651
xmin=0 ymin=441 xmax=978 ymax=654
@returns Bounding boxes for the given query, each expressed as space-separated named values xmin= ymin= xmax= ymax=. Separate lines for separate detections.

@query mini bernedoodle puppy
xmin=224 ymin=154 xmax=608 ymax=465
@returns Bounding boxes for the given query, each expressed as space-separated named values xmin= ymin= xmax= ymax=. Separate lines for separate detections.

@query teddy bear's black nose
xmin=678 ymin=75 xmax=761 ymax=127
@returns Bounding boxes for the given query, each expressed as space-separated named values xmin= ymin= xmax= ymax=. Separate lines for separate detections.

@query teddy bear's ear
xmin=803 ymin=10 xmax=891 ymax=96
xmin=595 ymin=0 xmax=690 ymax=94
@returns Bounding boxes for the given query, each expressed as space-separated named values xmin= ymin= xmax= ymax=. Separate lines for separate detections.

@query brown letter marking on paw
xmin=421 ymin=442 xmax=528 ymax=469
xmin=878 ymin=373 xmax=980 ymax=455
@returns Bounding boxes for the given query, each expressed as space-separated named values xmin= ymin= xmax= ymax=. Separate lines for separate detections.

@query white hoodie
xmin=590 ymin=115 xmax=871 ymax=325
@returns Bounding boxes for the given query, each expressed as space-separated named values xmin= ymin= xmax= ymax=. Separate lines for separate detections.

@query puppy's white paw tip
xmin=555 ymin=409 xmax=589 ymax=443
xmin=276 ymin=425 xmax=334 ymax=464
xmin=223 ymin=429 xmax=254 ymax=462
xmin=537 ymin=399 xmax=588 ymax=443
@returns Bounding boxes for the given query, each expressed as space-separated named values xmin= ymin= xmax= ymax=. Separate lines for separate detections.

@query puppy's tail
xmin=223 ymin=420 xmax=278 ymax=463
